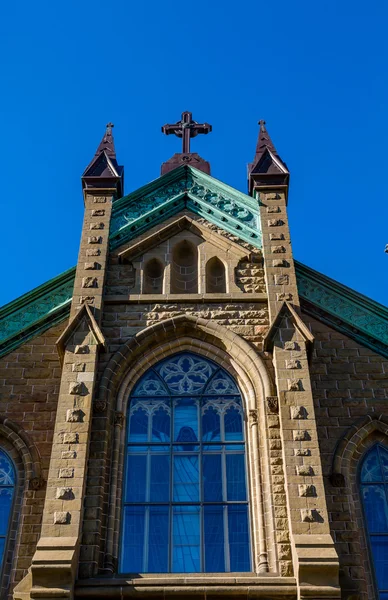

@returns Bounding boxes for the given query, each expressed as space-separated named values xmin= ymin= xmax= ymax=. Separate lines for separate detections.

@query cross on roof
xmin=162 ymin=111 xmax=212 ymax=154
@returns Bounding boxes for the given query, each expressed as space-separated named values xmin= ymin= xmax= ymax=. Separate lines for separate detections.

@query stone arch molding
xmin=99 ymin=314 xmax=276 ymax=575
xmin=0 ymin=417 xmax=43 ymax=489
xmin=331 ymin=413 xmax=388 ymax=486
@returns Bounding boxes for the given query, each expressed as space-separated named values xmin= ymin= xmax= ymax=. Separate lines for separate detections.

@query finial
xmin=106 ymin=122 xmax=114 ymax=135
xmin=258 ymin=119 xmax=266 ymax=131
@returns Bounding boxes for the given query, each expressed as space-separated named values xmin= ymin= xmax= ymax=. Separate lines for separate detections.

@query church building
xmin=0 ymin=113 xmax=387 ymax=600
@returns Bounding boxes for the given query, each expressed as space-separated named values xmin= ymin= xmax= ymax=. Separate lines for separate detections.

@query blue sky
xmin=0 ymin=0 xmax=387 ymax=306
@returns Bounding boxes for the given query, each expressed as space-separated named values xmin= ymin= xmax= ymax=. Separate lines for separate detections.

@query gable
xmin=110 ymin=165 xmax=262 ymax=250
xmin=0 ymin=166 xmax=387 ymax=359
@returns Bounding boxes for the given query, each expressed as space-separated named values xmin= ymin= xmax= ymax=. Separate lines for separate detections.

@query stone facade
xmin=0 ymin=123 xmax=386 ymax=600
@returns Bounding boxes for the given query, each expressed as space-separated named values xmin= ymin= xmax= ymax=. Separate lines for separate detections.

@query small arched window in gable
xmin=206 ymin=257 xmax=226 ymax=293
xmin=143 ymin=258 xmax=164 ymax=294
xmin=360 ymin=444 xmax=388 ymax=597
xmin=171 ymin=241 xmax=198 ymax=294
xmin=0 ymin=449 xmax=15 ymax=566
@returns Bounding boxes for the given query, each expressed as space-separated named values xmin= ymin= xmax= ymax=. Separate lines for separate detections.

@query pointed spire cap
xmin=248 ymin=120 xmax=289 ymax=196
xmin=82 ymin=123 xmax=124 ymax=197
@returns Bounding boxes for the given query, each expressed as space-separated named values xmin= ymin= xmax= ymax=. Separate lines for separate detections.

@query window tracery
xmin=121 ymin=352 xmax=251 ymax=573
xmin=0 ymin=449 xmax=15 ymax=566
xmin=360 ymin=444 xmax=388 ymax=598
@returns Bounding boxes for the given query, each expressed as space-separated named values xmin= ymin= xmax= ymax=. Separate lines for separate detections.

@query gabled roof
xmin=0 ymin=167 xmax=387 ymax=359
xmin=110 ymin=165 xmax=261 ymax=249
xmin=56 ymin=303 xmax=106 ymax=364
xmin=264 ymin=301 xmax=315 ymax=361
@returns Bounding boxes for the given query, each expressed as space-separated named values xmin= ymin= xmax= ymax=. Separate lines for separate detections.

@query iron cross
xmin=162 ymin=111 xmax=212 ymax=154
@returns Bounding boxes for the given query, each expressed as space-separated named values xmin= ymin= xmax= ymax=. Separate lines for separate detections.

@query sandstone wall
xmin=0 ymin=322 xmax=65 ymax=599
xmin=306 ymin=314 xmax=388 ymax=600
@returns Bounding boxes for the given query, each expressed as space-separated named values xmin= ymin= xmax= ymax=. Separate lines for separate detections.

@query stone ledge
xmin=75 ymin=576 xmax=297 ymax=598
xmin=104 ymin=293 xmax=268 ymax=304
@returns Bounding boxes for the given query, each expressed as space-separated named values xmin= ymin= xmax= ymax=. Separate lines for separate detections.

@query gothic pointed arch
xmin=98 ymin=315 xmax=277 ymax=576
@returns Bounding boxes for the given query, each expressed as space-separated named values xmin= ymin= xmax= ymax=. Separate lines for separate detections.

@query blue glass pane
xmin=379 ymin=446 xmax=388 ymax=482
xmin=121 ymin=506 xmax=145 ymax=573
xmin=371 ymin=536 xmax=388 ymax=590
xmin=228 ymin=505 xmax=251 ymax=572
xmin=129 ymin=407 xmax=148 ymax=443
xmin=361 ymin=447 xmax=383 ymax=482
xmin=205 ymin=371 xmax=239 ymax=395
xmin=361 ymin=485 xmax=388 ymax=533
xmin=202 ymin=406 xmax=221 ymax=443
xmin=203 ymin=455 xmax=222 ymax=501
xmin=224 ymin=406 xmax=243 ymax=442
xmin=0 ymin=451 xmax=15 ymax=485
xmin=173 ymin=456 xmax=199 ymax=502
xmin=174 ymin=398 xmax=198 ymax=443
xmin=150 ymin=455 xmax=170 ymax=502
xmin=204 ymin=506 xmax=225 ymax=572
xmin=226 ymin=455 xmax=246 ymax=501
xmin=379 ymin=594 xmax=388 ymax=600
xmin=152 ymin=405 xmax=170 ymax=442
xmin=158 ymin=353 xmax=215 ymax=394
xmin=0 ymin=489 xmax=13 ymax=536
xmin=148 ymin=506 xmax=169 ymax=572
xmin=0 ymin=538 xmax=5 ymax=566
xmin=172 ymin=506 xmax=200 ymax=572
xmin=126 ymin=455 xmax=147 ymax=502
xmin=132 ymin=371 xmax=168 ymax=396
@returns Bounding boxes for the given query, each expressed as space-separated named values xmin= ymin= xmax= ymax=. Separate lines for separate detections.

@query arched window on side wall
xmin=171 ymin=241 xmax=198 ymax=294
xmin=0 ymin=449 xmax=15 ymax=566
xmin=206 ymin=257 xmax=226 ymax=293
xmin=120 ymin=352 xmax=251 ymax=574
xmin=143 ymin=258 xmax=164 ymax=294
xmin=360 ymin=444 xmax=388 ymax=598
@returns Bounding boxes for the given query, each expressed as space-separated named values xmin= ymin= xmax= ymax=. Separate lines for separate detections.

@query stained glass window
xmin=0 ymin=449 xmax=15 ymax=566
xmin=360 ymin=444 xmax=388 ymax=598
xmin=120 ymin=353 xmax=251 ymax=573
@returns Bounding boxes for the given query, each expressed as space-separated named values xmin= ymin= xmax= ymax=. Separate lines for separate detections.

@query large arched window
xmin=0 ymin=449 xmax=15 ymax=566
xmin=360 ymin=444 xmax=388 ymax=597
xmin=120 ymin=352 xmax=251 ymax=574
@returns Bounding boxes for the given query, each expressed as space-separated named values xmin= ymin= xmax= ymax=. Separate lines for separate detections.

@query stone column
xmin=257 ymin=187 xmax=340 ymax=600
xmin=14 ymin=189 xmax=114 ymax=600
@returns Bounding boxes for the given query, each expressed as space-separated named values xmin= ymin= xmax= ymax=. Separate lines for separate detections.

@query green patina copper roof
xmin=0 ymin=165 xmax=387 ymax=359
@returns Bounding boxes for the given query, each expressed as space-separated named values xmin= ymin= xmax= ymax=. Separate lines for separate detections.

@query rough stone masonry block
xmin=91 ymin=209 xmax=105 ymax=216
xmin=72 ymin=363 xmax=86 ymax=372
xmin=288 ymin=379 xmax=302 ymax=391
xmin=299 ymin=484 xmax=317 ymax=497
xmin=267 ymin=205 xmax=281 ymax=213
xmin=62 ymin=451 xmax=77 ymax=459
xmin=297 ymin=465 xmax=314 ymax=476
xmin=286 ymin=359 xmax=301 ymax=369
xmin=295 ymin=448 xmax=311 ymax=456
xmin=271 ymin=245 xmax=286 ymax=253
xmin=88 ymin=236 xmax=102 ymax=244
xmin=272 ymin=259 xmax=287 ymax=267
xmin=291 ymin=405 xmax=307 ymax=420
xmin=56 ymin=487 xmax=74 ymax=500
xmin=90 ymin=222 xmax=105 ymax=230
xmin=69 ymin=382 xmax=88 ymax=396
xmin=54 ymin=511 xmax=71 ymax=524
xmin=74 ymin=344 xmax=89 ymax=355
xmin=274 ymin=274 xmax=289 ymax=285
xmin=86 ymin=248 xmax=101 ymax=256
xmin=82 ymin=277 xmax=98 ymax=289
xmin=301 ymin=509 xmax=321 ymax=523
xmin=277 ymin=292 xmax=293 ymax=301
xmin=285 ymin=341 xmax=299 ymax=351
xmin=270 ymin=232 xmax=285 ymax=240
xmin=66 ymin=408 xmax=85 ymax=423
xmin=79 ymin=296 xmax=94 ymax=305
xmin=93 ymin=197 xmax=106 ymax=203
xmin=59 ymin=468 xmax=74 ymax=479
xmin=293 ymin=430 xmax=311 ymax=442
xmin=268 ymin=219 xmax=284 ymax=227
xmin=84 ymin=262 xmax=100 ymax=270
xmin=63 ymin=433 xmax=78 ymax=444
